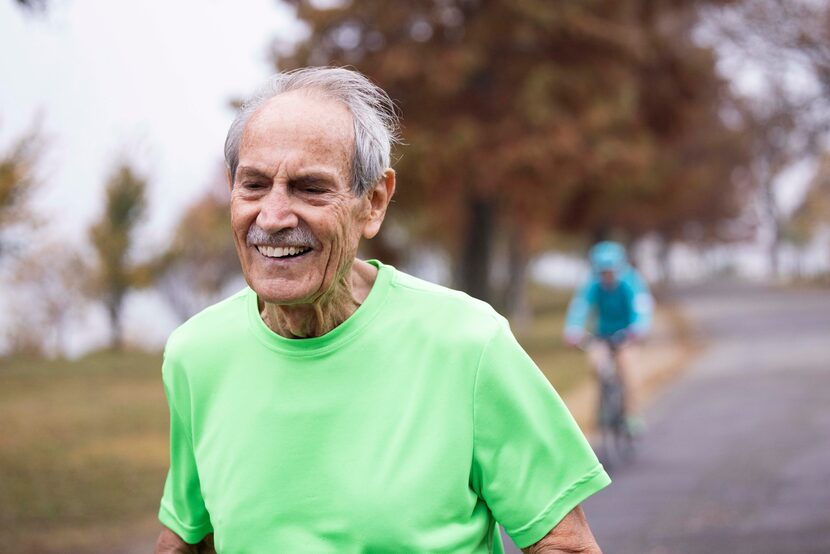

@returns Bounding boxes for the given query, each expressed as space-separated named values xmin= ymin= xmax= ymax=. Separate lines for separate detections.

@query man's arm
xmin=521 ymin=506 xmax=602 ymax=554
xmin=155 ymin=527 xmax=216 ymax=554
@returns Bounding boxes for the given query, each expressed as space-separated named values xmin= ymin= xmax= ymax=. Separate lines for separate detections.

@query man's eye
xmin=243 ymin=182 xmax=266 ymax=190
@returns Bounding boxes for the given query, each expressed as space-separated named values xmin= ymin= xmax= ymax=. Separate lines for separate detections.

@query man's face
xmin=229 ymin=90 xmax=374 ymax=306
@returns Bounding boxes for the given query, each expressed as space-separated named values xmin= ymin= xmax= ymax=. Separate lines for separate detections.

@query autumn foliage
xmin=276 ymin=0 xmax=751 ymax=304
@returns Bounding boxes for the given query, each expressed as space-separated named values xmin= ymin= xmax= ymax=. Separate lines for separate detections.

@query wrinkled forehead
xmin=242 ymin=89 xmax=355 ymax=153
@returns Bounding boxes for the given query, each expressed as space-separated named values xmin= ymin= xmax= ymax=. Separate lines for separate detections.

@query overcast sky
xmin=0 ymin=0 xmax=304 ymax=246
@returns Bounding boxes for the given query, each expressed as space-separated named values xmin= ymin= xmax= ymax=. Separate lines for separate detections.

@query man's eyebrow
xmin=236 ymin=166 xmax=270 ymax=178
xmin=289 ymin=172 xmax=336 ymax=185
xmin=292 ymin=174 xmax=324 ymax=184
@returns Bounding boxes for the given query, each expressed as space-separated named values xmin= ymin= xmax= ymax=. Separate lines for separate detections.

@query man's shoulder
xmin=165 ymin=288 xmax=251 ymax=357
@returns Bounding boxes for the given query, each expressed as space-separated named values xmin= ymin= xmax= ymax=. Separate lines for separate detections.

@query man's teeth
xmin=256 ymin=246 xmax=310 ymax=258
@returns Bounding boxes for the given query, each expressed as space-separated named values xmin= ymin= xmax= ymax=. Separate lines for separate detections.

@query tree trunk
xmin=456 ymin=195 xmax=496 ymax=302
xmin=107 ymin=295 xmax=123 ymax=350
xmin=501 ymin=225 xmax=531 ymax=325
xmin=762 ymin=180 xmax=781 ymax=280
xmin=657 ymin=236 xmax=672 ymax=285
xmin=768 ymin=229 xmax=781 ymax=280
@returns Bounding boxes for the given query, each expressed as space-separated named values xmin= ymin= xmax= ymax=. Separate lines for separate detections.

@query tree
xmin=279 ymin=1 xmax=653 ymax=302
xmin=785 ymin=153 xmax=830 ymax=276
xmin=274 ymin=0 xmax=748 ymax=307
xmin=0 ymin=125 xmax=43 ymax=258
xmin=699 ymin=0 xmax=830 ymax=277
xmin=553 ymin=6 xmax=753 ymax=276
xmin=792 ymin=156 xmax=830 ymax=237
xmin=88 ymin=162 xmax=148 ymax=349
xmin=154 ymin=175 xmax=241 ymax=321
xmin=6 ymin=241 xmax=89 ymax=357
xmin=12 ymin=0 xmax=46 ymax=11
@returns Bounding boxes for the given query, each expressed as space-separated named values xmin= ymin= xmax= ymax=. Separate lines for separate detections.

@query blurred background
xmin=1 ymin=0 xmax=828 ymax=552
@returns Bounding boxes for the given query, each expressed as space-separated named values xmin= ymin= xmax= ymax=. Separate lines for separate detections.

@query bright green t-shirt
xmin=159 ymin=261 xmax=610 ymax=553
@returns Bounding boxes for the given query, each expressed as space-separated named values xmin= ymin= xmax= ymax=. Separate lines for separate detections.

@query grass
xmin=515 ymin=286 xmax=593 ymax=394
xmin=0 ymin=286 xmax=588 ymax=553
xmin=0 ymin=350 xmax=169 ymax=553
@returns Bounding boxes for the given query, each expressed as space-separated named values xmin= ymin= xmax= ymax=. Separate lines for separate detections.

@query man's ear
xmin=362 ymin=168 xmax=396 ymax=240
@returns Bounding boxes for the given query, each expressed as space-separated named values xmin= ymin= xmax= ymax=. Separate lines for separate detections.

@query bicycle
xmin=580 ymin=332 xmax=636 ymax=470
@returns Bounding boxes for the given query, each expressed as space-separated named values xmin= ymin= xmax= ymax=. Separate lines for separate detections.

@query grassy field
xmin=0 ymin=350 xmax=169 ymax=553
xmin=0 ymin=288 xmax=588 ymax=553
xmin=517 ymin=286 xmax=593 ymax=394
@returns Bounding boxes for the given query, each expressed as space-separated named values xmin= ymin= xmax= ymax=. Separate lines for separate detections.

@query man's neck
xmin=260 ymin=259 xmax=378 ymax=339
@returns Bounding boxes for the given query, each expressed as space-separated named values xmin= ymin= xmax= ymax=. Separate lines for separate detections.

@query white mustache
xmin=246 ymin=224 xmax=320 ymax=249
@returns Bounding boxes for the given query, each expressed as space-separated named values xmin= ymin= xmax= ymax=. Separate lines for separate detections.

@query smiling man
xmin=155 ymin=67 xmax=610 ymax=554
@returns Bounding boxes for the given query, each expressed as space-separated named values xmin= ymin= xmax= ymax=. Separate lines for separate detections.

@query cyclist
xmin=563 ymin=241 xmax=654 ymax=432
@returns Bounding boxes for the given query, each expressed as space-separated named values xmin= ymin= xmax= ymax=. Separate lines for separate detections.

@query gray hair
xmin=224 ymin=67 xmax=401 ymax=196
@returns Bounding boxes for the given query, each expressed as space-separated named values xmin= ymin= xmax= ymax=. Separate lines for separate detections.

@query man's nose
xmin=256 ymin=186 xmax=299 ymax=231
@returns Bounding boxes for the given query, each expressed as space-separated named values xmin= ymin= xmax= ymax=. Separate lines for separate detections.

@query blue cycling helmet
xmin=589 ymin=241 xmax=626 ymax=273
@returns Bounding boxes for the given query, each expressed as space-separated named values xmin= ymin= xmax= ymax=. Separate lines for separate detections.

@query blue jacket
xmin=564 ymin=242 xmax=653 ymax=338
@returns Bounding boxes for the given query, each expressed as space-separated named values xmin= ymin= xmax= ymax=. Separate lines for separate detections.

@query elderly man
xmin=156 ymin=67 xmax=610 ymax=554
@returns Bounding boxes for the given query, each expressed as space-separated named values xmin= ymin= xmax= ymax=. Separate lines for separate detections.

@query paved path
xmin=506 ymin=282 xmax=830 ymax=553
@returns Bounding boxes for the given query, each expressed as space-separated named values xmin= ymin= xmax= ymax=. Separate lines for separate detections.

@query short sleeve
xmin=471 ymin=319 xmax=610 ymax=548
xmin=158 ymin=352 xmax=213 ymax=543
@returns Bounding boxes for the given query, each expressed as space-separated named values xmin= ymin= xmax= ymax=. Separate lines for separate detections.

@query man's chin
xmin=248 ymin=275 xmax=322 ymax=306
xmin=246 ymin=257 xmax=355 ymax=307
xmin=254 ymin=287 xmax=312 ymax=307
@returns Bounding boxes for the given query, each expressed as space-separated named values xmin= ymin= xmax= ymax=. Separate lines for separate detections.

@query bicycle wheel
xmin=598 ymin=375 xmax=635 ymax=468
xmin=612 ymin=420 xmax=636 ymax=463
